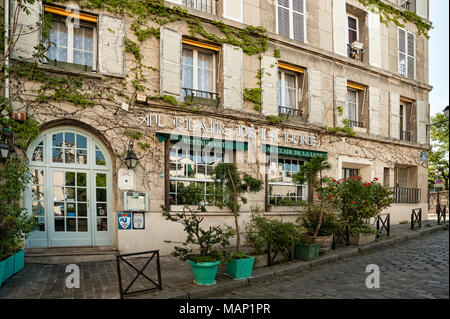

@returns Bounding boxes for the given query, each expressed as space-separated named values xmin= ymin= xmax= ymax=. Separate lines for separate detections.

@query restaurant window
xmin=169 ymin=144 xmax=232 ymax=206
xmin=268 ymin=156 xmax=308 ymax=206
xmin=182 ymin=45 xmax=219 ymax=106
xmin=342 ymin=168 xmax=359 ymax=179
xmin=45 ymin=7 xmax=98 ymax=71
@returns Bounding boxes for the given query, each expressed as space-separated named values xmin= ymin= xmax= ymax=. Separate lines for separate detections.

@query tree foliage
xmin=428 ymin=113 xmax=449 ymax=190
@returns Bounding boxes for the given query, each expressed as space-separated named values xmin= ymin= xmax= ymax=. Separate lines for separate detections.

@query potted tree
xmin=212 ymin=163 xmax=263 ymax=279
xmin=1 ymin=157 xmax=37 ymax=285
xmin=326 ymin=176 xmax=394 ymax=246
xmin=161 ymin=183 xmax=234 ymax=285
xmin=292 ymin=156 xmax=332 ymax=259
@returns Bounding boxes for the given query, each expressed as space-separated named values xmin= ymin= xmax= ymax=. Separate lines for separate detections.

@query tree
xmin=428 ymin=113 xmax=449 ymax=190
xmin=292 ymin=156 xmax=332 ymax=238
xmin=212 ymin=163 xmax=263 ymax=254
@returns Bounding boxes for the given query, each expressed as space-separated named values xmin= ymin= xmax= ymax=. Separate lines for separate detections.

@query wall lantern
xmin=0 ymin=128 xmax=14 ymax=161
xmin=126 ymin=141 xmax=138 ymax=170
xmin=0 ymin=141 xmax=10 ymax=160
xmin=444 ymin=105 xmax=449 ymax=119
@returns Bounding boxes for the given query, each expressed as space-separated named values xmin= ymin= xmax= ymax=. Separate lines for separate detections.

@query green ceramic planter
xmin=187 ymin=259 xmax=220 ymax=285
xmin=14 ymin=250 xmax=25 ymax=274
xmin=0 ymin=260 xmax=5 ymax=286
xmin=294 ymin=243 xmax=321 ymax=261
xmin=1 ymin=255 xmax=15 ymax=282
xmin=226 ymin=256 xmax=255 ymax=279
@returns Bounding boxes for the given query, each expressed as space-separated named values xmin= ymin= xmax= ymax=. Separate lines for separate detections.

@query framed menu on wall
xmin=124 ymin=192 xmax=148 ymax=212
xmin=133 ymin=212 xmax=145 ymax=230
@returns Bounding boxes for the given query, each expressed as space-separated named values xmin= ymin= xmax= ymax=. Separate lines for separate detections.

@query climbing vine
xmin=359 ymin=0 xmax=432 ymax=38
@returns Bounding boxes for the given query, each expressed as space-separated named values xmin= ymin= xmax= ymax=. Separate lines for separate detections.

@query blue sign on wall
xmin=420 ymin=151 xmax=428 ymax=162
xmin=118 ymin=212 xmax=132 ymax=230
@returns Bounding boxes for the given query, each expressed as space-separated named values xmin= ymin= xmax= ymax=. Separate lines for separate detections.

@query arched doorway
xmin=25 ymin=126 xmax=113 ymax=247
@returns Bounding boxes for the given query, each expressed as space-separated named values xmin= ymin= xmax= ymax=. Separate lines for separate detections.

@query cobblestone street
xmin=210 ymin=230 xmax=449 ymax=299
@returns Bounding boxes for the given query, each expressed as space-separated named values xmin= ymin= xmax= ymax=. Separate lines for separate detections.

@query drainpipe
xmin=4 ymin=0 xmax=9 ymax=102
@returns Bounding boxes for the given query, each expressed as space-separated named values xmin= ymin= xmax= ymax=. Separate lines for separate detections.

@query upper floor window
xmin=46 ymin=7 xmax=98 ymax=71
xmin=179 ymin=0 xmax=217 ymax=14
xmin=181 ymin=44 xmax=218 ymax=106
xmin=398 ymin=28 xmax=415 ymax=80
xmin=347 ymin=89 xmax=358 ymax=124
xmin=277 ymin=63 xmax=306 ymax=118
xmin=399 ymin=99 xmax=413 ymax=142
xmin=276 ymin=0 xmax=306 ymax=42
xmin=345 ymin=83 xmax=366 ymax=128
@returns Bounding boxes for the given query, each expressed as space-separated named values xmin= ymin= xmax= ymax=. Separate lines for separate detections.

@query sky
xmin=429 ymin=0 xmax=449 ymax=116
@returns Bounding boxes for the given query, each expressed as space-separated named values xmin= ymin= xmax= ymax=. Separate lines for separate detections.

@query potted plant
xmin=326 ymin=176 xmax=394 ymax=246
xmin=297 ymin=204 xmax=340 ymax=253
xmin=212 ymin=163 xmax=263 ymax=279
xmin=1 ymin=157 xmax=38 ymax=284
xmin=294 ymin=233 xmax=321 ymax=261
xmin=292 ymin=156 xmax=332 ymax=258
xmin=161 ymin=184 xmax=234 ymax=285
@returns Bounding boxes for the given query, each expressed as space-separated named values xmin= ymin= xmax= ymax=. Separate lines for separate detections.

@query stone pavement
xmin=210 ymin=229 xmax=449 ymax=299
xmin=0 ymin=220 xmax=448 ymax=299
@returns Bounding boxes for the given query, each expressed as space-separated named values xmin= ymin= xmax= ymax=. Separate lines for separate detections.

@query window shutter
xmin=223 ymin=44 xmax=243 ymax=111
xmin=369 ymin=87 xmax=381 ymax=136
xmin=416 ymin=100 xmax=427 ymax=144
xmin=98 ymin=15 xmax=125 ymax=77
xmin=389 ymin=92 xmax=400 ymax=139
xmin=224 ymin=0 xmax=243 ymax=23
xmin=10 ymin=0 xmax=42 ymax=60
xmin=368 ymin=9 xmax=381 ymax=68
xmin=407 ymin=32 xmax=415 ymax=80
xmin=261 ymin=55 xmax=279 ymax=116
xmin=332 ymin=0 xmax=347 ymax=56
xmin=398 ymin=29 xmax=406 ymax=76
xmin=292 ymin=0 xmax=305 ymax=42
xmin=415 ymin=0 xmax=428 ymax=19
xmin=334 ymin=76 xmax=347 ymax=127
xmin=160 ymin=27 xmax=182 ymax=97
xmin=308 ymin=69 xmax=323 ymax=125
xmin=277 ymin=0 xmax=290 ymax=38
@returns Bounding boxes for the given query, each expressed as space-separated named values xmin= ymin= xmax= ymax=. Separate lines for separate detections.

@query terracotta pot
xmin=349 ymin=233 xmax=376 ymax=246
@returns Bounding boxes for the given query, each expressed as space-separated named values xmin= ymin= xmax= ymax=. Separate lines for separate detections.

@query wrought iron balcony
xmin=182 ymin=88 xmax=220 ymax=107
xmin=279 ymin=106 xmax=303 ymax=118
xmin=400 ymin=130 xmax=411 ymax=142
xmin=182 ymin=0 xmax=218 ymax=15
xmin=347 ymin=45 xmax=364 ymax=62
xmin=348 ymin=120 xmax=364 ymax=128
xmin=393 ymin=187 xmax=421 ymax=204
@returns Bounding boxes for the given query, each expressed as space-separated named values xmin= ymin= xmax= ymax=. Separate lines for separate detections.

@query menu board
xmin=124 ymin=192 xmax=148 ymax=212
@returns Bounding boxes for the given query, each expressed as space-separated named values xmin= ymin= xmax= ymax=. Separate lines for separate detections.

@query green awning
xmin=262 ymin=144 xmax=327 ymax=158
xmin=156 ymin=132 xmax=248 ymax=151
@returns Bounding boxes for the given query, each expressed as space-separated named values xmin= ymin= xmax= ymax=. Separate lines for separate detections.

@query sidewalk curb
xmin=164 ymin=224 xmax=448 ymax=299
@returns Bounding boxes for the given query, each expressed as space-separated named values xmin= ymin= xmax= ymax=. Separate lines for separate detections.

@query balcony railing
xmin=347 ymin=45 xmax=364 ymax=62
xmin=182 ymin=88 xmax=220 ymax=107
xmin=393 ymin=187 xmax=421 ymax=204
xmin=279 ymin=106 xmax=303 ymax=118
xmin=400 ymin=131 xmax=411 ymax=142
xmin=348 ymin=120 xmax=364 ymax=128
xmin=182 ymin=0 xmax=217 ymax=15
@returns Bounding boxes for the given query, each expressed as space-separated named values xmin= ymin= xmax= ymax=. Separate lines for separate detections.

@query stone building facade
xmin=3 ymin=0 xmax=432 ymax=254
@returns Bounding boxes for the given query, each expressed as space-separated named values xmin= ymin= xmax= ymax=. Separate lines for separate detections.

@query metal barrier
xmin=116 ymin=250 xmax=162 ymax=299
xmin=437 ymin=205 xmax=447 ymax=225
xmin=376 ymin=213 xmax=390 ymax=238
xmin=332 ymin=225 xmax=350 ymax=250
xmin=411 ymin=208 xmax=422 ymax=230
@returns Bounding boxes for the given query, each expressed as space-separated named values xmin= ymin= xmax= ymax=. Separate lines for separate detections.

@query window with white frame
xmin=342 ymin=168 xmax=359 ymax=179
xmin=278 ymin=70 xmax=298 ymax=110
xmin=268 ymin=156 xmax=308 ymax=206
xmin=346 ymin=89 xmax=358 ymax=123
xmin=47 ymin=14 xmax=97 ymax=70
xmin=398 ymin=28 xmax=415 ymax=79
xmin=276 ymin=0 xmax=306 ymax=42
xmin=182 ymin=46 xmax=216 ymax=100
xmin=347 ymin=15 xmax=358 ymax=45
xmin=169 ymin=144 xmax=231 ymax=206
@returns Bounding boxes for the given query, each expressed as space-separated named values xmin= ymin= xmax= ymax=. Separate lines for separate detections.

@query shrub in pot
xmin=294 ymin=233 xmax=321 ymax=261
xmin=212 ymin=163 xmax=263 ymax=279
xmin=161 ymin=184 xmax=234 ymax=285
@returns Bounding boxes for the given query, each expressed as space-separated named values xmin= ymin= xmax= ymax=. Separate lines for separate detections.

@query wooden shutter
xmin=224 ymin=0 xmax=243 ymax=23
xmin=308 ymin=69 xmax=323 ymax=125
xmin=389 ymin=92 xmax=400 ymax=139
xmin=332 ymin=0 xmax=347 ymax=56
xmin=398 ymin=28 xmax=406 ymax=76
xmin=369 ymin=87 xmax=381 ymax=136
xmin=277 ymin=0 xmax=290 ymax=38
xmin=261 ymin=55 xmax=279 ymax=116
xmin=416 ymin=100 xmax=427 ymax=144
xmin=415 ymin=0 xmax=428 ymax=19
xmin=368 ymin=9 xmax=381 ymax=68
xmin=160 ymin=27 xmax=182 ymax=97
xmin=407 ymin=32 xmax=415 ymax=80
xmin=334 ymin=76 xmax=347 ymax=126
xmin=292 ymin=0 xmax=305 ymax=42
xmin=98 ymin=15 xmax=125 ymax=77
xmin=223 ymin=44 xmax=243 ymax=111
xmin=10 ymin=0 xmax=42 ymax=60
